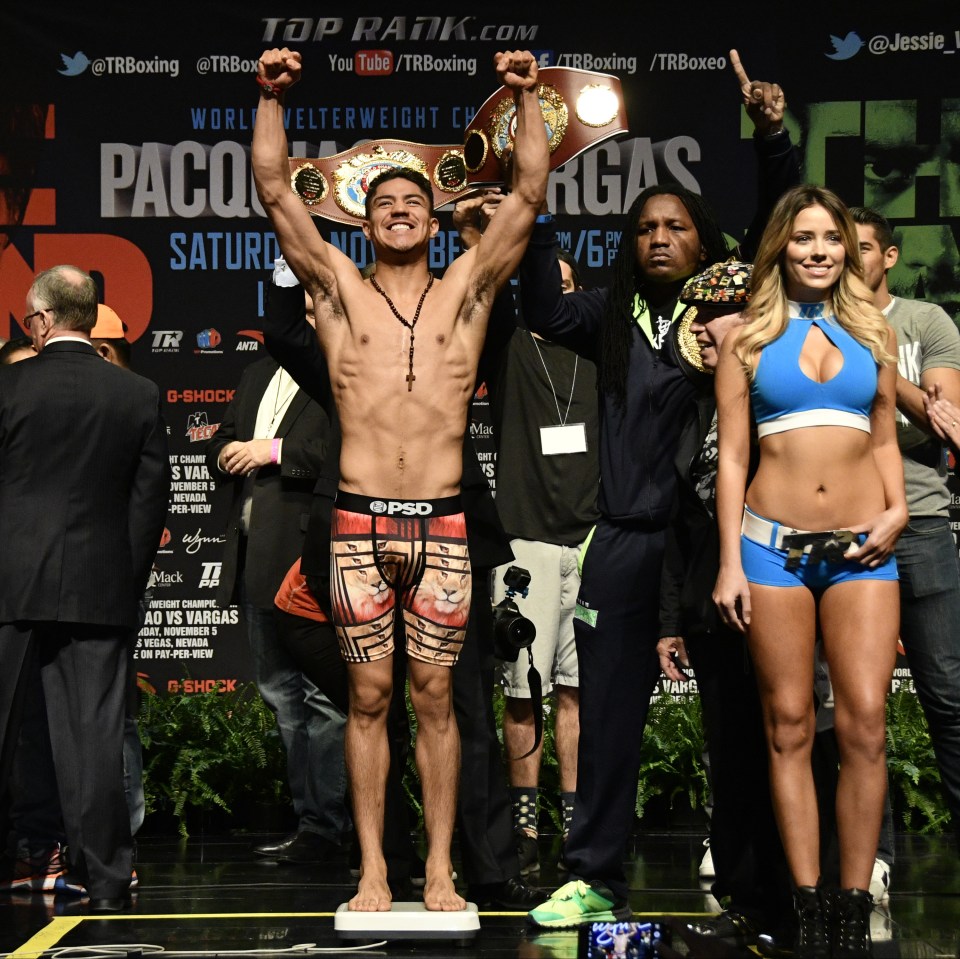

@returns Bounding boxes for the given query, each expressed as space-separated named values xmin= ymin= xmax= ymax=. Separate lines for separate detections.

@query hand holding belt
xmin=286 ymin=67 xmax=627 ymax=224
xmin=463 ymin=65 xmax=626 ymax=183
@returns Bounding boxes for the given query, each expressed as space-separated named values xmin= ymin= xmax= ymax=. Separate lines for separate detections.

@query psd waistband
xmin=335 ymin=491 xmax=462 ymax=518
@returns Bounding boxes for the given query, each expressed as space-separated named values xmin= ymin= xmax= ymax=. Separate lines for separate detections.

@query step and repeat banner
xmin=2 ymin=3 xmax=958 ymax=695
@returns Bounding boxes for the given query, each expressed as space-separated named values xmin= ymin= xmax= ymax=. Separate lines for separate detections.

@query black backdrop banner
xmin=2 ymin=3 xmax=958 ymax=694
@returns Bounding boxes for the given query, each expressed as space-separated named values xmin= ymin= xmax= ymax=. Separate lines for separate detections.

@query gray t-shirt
xmin=886 ymin=296 xmax=960 ymax=517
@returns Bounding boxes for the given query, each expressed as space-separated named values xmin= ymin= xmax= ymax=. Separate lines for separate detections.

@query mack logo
xmin=149 ymin=569 xmax=184 ymax=588
xmin=371 ymin=500 xmax=434 ymax=516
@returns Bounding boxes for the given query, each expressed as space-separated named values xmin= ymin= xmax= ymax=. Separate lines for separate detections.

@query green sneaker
xmin=527 ymin=879 xmax=631 ymax=928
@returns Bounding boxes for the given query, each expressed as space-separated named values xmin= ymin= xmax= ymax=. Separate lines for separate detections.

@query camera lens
xmin=503 ymin=614 xmax=536 ymax=647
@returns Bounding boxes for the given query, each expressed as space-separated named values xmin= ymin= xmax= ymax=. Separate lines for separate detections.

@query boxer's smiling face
xmin=363 ymin=178 xmax=438 ymax=255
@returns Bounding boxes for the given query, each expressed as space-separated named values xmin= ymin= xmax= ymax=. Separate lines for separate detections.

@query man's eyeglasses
xmin=21 ymin=309 xmax=47 ymax=331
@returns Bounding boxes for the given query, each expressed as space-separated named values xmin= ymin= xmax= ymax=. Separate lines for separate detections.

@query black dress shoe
xmin=89 ymin=895 xmax=131 ymax=913
xmin=686 ymin=909 xmax=761 ymax=947
xmin=469 ymin=875 xmax=544 ymax=910
xmin=254 ymin=831 xmax=338 ymax=863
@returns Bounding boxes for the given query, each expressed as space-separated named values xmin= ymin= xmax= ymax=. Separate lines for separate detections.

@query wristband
xmin=271 ymin=438 xmax=280 ymax=464
xmin=256 ymin=74 xmax=281 ymax=97
xmin=535 ymin=213 xmax=554 ymax=224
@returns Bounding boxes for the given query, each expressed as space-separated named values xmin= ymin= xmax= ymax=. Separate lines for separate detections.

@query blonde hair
xmin=735 ymin=185 xmax=893 ymax=377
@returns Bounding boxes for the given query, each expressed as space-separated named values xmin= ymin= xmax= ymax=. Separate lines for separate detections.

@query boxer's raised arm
xmin=252 ymin=48 xmax=355 ymax=298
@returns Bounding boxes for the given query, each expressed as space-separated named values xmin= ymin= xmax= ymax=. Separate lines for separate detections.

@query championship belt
xmin=669 ymin=306 xmax=713 ymax=388
xmin=463 ymin=66 xmax=626 ymax=183
xmin=674 ymin=307 xmax=708 ymax=375
xmin=287 ymin=67 xmax=627 ymax=224
xmin=288 ymin=141 xmax=471 ymax=225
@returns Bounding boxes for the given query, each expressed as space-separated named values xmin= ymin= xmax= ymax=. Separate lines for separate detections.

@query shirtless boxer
xmin=252 ymin=47 xmax=548 ymax=912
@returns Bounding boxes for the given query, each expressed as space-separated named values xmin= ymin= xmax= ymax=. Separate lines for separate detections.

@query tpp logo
xmin=199 ymin=562 xmax=222 ymax=588
xmin=356 ymin=50 xmax=393 ymax=75
xmin=58 ymin=51 xmax=91 ymax=76
xmin=196 ymin=328 xmax=221 ymax=349
xmin=825 ymin=31 xmax=864 ymax=60
xmin=151 ymin=330 xmax=183 ymax=351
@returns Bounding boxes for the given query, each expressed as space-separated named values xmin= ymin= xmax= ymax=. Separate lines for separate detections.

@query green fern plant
xmin=885 ymin=686 xmax=949 ymax=834
xmin=138 ymin=679 xmax=950 ymax=841
xmin=635 ymin=693 xmax=708 ymax=821
xmin=138 ymin=682 xmax=288 ymax=837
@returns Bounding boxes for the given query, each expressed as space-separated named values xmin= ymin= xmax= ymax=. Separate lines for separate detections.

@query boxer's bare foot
xmin=423 ymin=860 xmax=465 ymax=911
xmin=349 ymin=870 xmax=392 ymax=911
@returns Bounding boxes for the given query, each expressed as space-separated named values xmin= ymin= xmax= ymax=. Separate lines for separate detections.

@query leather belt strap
xmin=288 ymin=140 xmax=471 ymax=225
xmin=463 ymin=66 xmax=627 ymax=183
xmin=286 ymin=67 xmax=628 ymax=224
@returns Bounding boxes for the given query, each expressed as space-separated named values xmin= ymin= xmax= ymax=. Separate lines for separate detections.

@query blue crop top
xmin=751 ymin=301 xmax=878 ymax=438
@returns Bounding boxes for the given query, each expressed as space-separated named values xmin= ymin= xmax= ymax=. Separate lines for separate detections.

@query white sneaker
xmin=698 ymin=839 xmax=715 ymax=880
xmin=869 ymin=857 xmax=891 ymax=902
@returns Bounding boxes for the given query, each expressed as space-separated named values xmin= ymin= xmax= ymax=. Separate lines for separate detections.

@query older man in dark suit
xmin=0 ymin=265 xmax=170 ymax=912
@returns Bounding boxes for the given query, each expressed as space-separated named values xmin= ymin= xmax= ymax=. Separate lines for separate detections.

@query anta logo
xmin=236 ymin=329 xmax=264 ymax=352
xmin=370 ymin=500 xmax=433 ymax=516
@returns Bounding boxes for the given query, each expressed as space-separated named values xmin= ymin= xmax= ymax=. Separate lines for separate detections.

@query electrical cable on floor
xmin=1 ymin=943 xmax=389 ymax=959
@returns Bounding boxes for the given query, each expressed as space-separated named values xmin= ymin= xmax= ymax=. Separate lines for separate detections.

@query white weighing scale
xmin=334 ymin=901 xmax=480 ymax=944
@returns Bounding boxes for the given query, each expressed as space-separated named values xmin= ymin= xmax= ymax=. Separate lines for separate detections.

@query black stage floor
xmin=1 ymin=829 xmax=958 ymax=958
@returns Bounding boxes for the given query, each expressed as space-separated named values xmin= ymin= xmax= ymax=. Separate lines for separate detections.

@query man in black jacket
xmin=0 ymin=266 xmax=169 ymax=911
xmin=524 ymin=53 xmax=799 ymax=927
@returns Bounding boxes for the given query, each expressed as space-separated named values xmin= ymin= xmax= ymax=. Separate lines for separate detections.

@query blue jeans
xmin=123 ymin=715 xmax=145 ymax=836
xmin=242 ymin=591 xmax=349 ymax=842
xmin=895 ymin=517 xmax=960 ymax=847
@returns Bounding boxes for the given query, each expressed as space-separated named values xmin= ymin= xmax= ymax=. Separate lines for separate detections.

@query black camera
xmin=492 ymin=565 xmax=536 ymax=662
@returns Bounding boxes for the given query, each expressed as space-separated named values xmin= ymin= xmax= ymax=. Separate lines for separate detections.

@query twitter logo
xmin=58 ymin=52 xmax=90 ymax=76
xmin=825 ymin=32 xmax=864 ymax=60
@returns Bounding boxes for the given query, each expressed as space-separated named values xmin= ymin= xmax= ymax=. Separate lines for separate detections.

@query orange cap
xmin=91 ymin=304 xmax=127 ymax=339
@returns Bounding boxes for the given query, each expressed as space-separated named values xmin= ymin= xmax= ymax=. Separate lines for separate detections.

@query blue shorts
xmin=741 ymin=510 xmax=898 ymax=590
